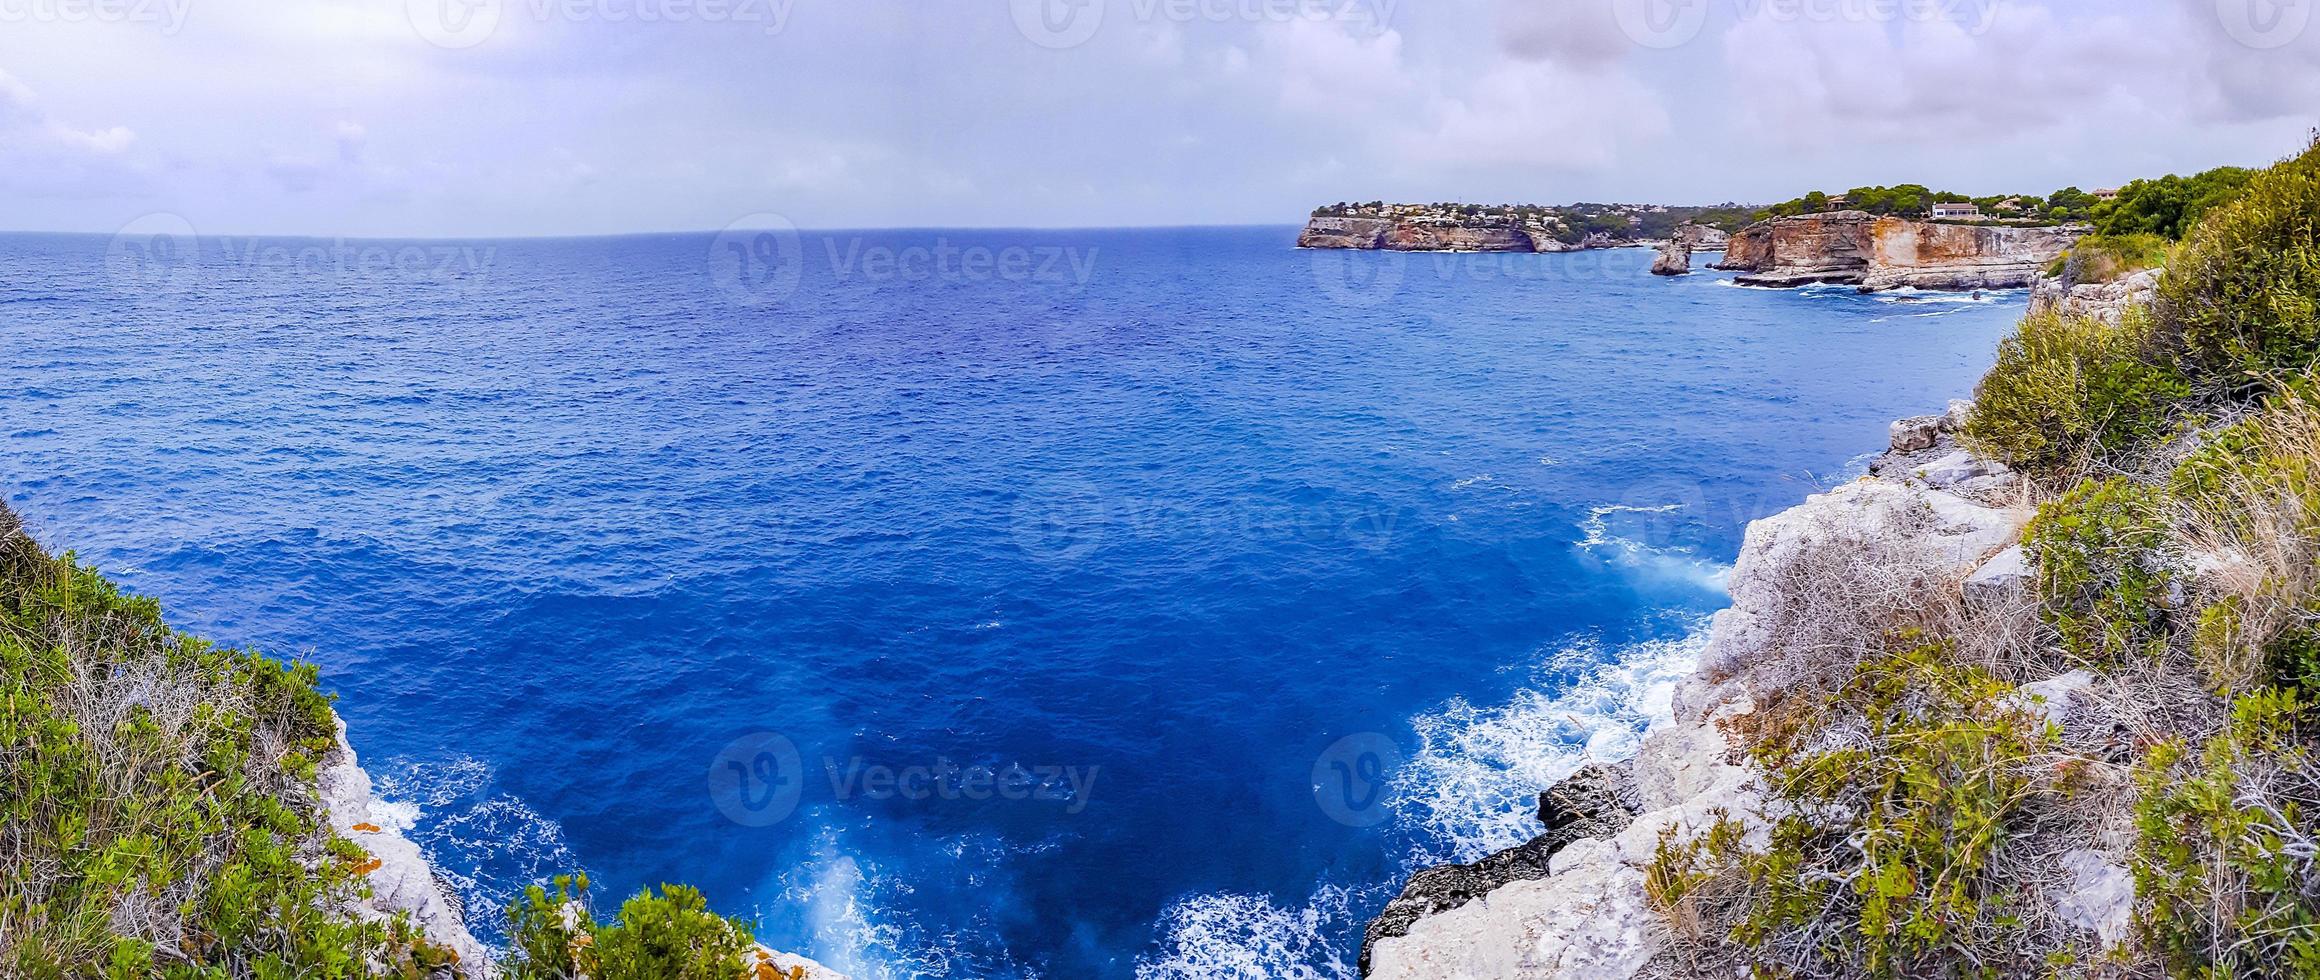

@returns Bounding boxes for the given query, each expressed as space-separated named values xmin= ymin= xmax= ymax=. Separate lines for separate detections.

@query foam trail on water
xmin=1137 ymin=887 xmax=1359 ymax=980
xmin=1394 ymin=626 xmax=1709 ymax=863
xmin=1577 ymin=504 xmax=1733 ymax=594
xmin=373 ymin=756 xmax=576 ymax=944
xmin=772 ymin=831 xmax=1044 ymax=980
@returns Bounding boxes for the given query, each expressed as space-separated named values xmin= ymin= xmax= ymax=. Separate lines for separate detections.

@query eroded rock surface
xmin=1716 ymin=212 xmax=2079 ymax=291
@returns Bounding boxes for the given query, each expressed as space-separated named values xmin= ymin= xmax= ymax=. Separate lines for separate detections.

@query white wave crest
xmin=1137 ymin=887 xmax=1358 ymax=980
xmin=1393 ymin=627 xmax=1708 ymax=862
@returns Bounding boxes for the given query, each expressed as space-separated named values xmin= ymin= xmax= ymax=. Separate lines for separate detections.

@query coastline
xmin=1366 ymin=400 xmax=2037 ymax=978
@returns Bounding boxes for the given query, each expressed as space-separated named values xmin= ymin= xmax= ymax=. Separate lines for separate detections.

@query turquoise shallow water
xmin=0 ymin=227 xmax=2025 ymax=977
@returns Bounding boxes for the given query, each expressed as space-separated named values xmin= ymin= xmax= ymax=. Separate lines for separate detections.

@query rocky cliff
xmin=2027 ymin=267 xmax=2161 ymax=323
xmin=1298 ymin=216 xmax=1635 ymax=253
xmin=1299 ymin=216 xmax=1539 ymax=252
xmin=1714 ymin=211 xmax=2079 ymax=291
xmin=1364 ymin=406 xmax=2079 ymax=979
xmin=1651 ymin=224 xmax=1722 ymax=276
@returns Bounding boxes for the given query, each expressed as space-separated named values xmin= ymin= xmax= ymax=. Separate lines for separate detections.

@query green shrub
xmin=2132 ymin=687 xmax=2320 ymax=977
xmin=1654 ymin=637 xmax=2065 ymax=977
xmin=2046 ymin=232 xmax=2171 ymax=284
xmin=2160 ymin=138 xmax=2320 ymax=381
xmin=2023 ymin=477 xmax=2178 ymax=663
xmin=506 ymin=873 xmax=757 ymax=980
xmin=1964 ymin=307 xmax=2189 ymax=474
xmin=0 ymin=503 xmax=454 ymax=977
xmin=2091 ymin=166 xmax=2258 ymax=240
xmin=2171 ymin=384 xmax=2320 ymax=694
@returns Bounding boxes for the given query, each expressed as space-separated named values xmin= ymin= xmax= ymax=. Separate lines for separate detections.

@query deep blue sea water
xmin=1 ymin=227 xmax=2025 ymax=978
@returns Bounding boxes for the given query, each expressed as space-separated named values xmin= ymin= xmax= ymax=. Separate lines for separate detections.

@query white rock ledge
xmin=318 ymin=715 xmax=495 ymax=975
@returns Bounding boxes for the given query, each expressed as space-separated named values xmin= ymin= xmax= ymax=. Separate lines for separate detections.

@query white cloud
xmin=1718 ymin=0 xmax=2309 ymax=147
xmin=1411 ymin=59 xmax=1669 ymax=169
xmin=0 ymin=68 xmax=137 ymax=157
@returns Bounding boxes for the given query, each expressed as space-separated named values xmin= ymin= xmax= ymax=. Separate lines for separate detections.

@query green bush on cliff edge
xmin=0 ymin=503 xmax=760 ymax=979
xmin=0 ymin=501 xmax=461 ymax=977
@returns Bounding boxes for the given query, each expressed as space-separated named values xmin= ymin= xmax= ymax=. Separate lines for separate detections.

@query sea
xmin=0 ymin=226 xmax=2026 ymax=978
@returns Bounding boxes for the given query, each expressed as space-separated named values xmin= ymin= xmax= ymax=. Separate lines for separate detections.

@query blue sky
xmin=2 ymin=0 xmax=2315 ymax=236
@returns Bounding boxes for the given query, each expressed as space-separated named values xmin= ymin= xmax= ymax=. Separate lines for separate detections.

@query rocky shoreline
xmin=321 ymin=717 xmax=847 ymax=979
xmin=1297 ymin=214 xmax=1643 ymax=253
xmin=1364 ymin=405 xmax=2042 ymax=978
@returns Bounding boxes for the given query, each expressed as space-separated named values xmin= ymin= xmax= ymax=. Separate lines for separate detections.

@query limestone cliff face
xmin=1297 ymin=216 xmax=1396 ymax=250
xmin=1714 ymin=212 xmax=2080 ymax=291
xmin=1299 ymin=216 xmax=1538 ymax=252
xmin=1299 ymin=216 xmax=1592 ymax=253
xmin=1712 ymin=210 xmax=1877 ymax=285
xmin=1859 ymin=218 xmax=2082 ymax=291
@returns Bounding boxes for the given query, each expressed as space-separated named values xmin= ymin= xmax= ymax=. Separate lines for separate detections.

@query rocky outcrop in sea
xmin=1714 ymin=211 xmax=2080 ymax=292
xmin=1650 ymin=224 xmax=1724 ymax=276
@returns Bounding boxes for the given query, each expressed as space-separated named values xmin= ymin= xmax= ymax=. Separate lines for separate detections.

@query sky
xmin=2 ymin=0 xmax=2316 ymax=236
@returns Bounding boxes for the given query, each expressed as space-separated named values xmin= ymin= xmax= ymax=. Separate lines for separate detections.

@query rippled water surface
xmin=1 ymin=228 xmax=2026 ymax=977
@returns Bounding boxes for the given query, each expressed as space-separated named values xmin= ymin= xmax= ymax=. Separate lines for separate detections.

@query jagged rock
xmin=1650 ymin=237 xmax=1690 ymax=276
xmin=749 ymin=945 xmax=849 ymax=980
xmin=1915 ymin=449 xmax=2016 ymax=493
xmin=1368 ymin=841 xmax=1662 ymax=980
xmin=1965 ymin=544 xmax=2034 ymax=608
xmin=1944 ymin=399 xmax=1974 ymax=432
xmin=2028 ymin=267 xmax=2160 ymax=323
xmin=2053 ymin=850 xmax=2135 ymax=948
xmin=1361 ymin=762 xmax=1639 ymax=974
xmin=1890 ymin=415 xmax=1945 ymax=453
xmin=1652 ymin=224 xmax=1719 ymax=276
